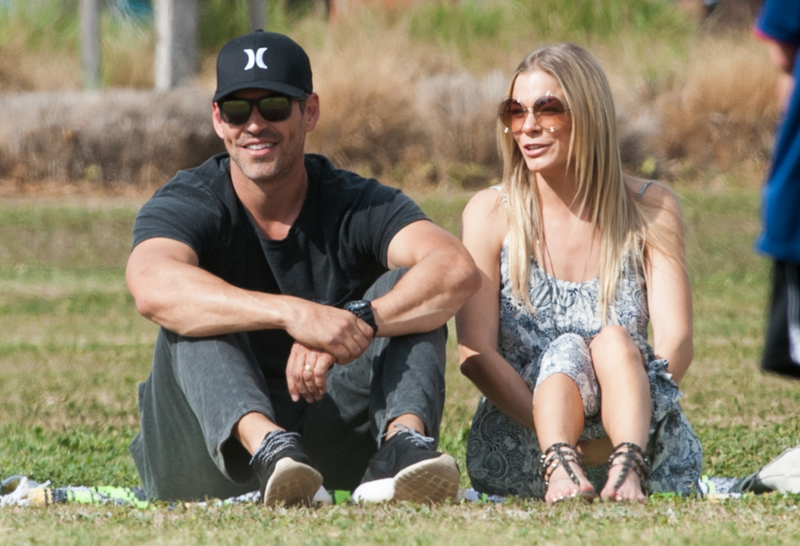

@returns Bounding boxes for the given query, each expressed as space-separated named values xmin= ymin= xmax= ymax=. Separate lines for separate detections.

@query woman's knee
xmin=590 ymin=325 xmax=635 ymax=353
xmin=589 ymin=326 xmax=642 ymax=373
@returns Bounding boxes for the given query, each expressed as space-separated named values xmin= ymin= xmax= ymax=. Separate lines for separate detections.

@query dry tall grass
xmin=0 ymin=0 xmax=779 ymax=189
xmin=0 ymin=32 xmax=80 ymax=93
xmin=306 ymin=22 xmax=431 ymax=178
xmin=656 ymin=33 xmax=779 ymax=176
xmin=0 ymin=90 xmax=223 ymax=186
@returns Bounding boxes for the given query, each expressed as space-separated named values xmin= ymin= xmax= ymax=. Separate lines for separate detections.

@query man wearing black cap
xmin=125 ymin=30 xmax=479 ymax=506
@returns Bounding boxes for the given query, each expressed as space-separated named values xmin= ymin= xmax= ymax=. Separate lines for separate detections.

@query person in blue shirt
xmin=755 ymin=0 xmax=800 ymax=379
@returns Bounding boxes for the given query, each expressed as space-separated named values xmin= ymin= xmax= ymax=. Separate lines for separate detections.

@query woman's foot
xmin=541 ymin=443 xmax=597 ymax=503
xmin=600 ymin=442 xmax=649 ymax=503
xmin=546 ymin=467 xmax=597 ymax=503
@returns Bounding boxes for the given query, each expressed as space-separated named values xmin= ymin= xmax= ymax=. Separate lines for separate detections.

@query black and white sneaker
xmin=352 ymin=425 xmax=460 ymax=504
xmin=250 ymin=430 xmax=324 ymax=506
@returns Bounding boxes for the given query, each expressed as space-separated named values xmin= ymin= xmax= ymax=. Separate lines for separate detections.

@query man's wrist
xmin=343 ymin=300 xmax=378 ymax=334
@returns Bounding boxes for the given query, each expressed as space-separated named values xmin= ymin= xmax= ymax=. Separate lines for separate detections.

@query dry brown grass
xmin=0 ymin=89 xmax=224 ymax=186
xmin=306 ymin=22 xmax=431 ymax=177
xmin=0 ymin=33 xmax=81 ymax=92
xmin=655 ymin=33 xmax=779 ymax=176
xmin=0 ymin=2 xmax=781 ymax=189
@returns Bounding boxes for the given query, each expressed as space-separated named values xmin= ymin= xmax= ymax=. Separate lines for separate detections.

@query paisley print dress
xmin=465 ymin=234 xmax=703 ymax=499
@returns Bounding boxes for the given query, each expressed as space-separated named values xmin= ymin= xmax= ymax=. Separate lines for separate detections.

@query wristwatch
xmin=343 ymin=300 xmax=378 ymax=334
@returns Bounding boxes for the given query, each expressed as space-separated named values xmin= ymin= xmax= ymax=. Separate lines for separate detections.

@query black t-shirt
xmin=132 ymin=153 xmax=428 ymax=382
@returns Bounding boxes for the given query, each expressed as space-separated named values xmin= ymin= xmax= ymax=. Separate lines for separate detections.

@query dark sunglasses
xmin=217 ymin=95 xmax=298 ymax=126
xmin=498 ymin=92 xmax=570 ymax=134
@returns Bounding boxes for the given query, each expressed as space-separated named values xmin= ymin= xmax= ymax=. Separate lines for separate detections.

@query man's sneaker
xmin=352 ymin=424 xmax=460 ymax=504
xmin=250 ymin=430 xmax=323 ymax=506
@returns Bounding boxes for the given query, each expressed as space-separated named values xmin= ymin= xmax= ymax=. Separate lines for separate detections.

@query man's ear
xmin=304 ymin=93 xmax=320 ymax=132
xmin=211 ymin=102 xmax=226 ymax=139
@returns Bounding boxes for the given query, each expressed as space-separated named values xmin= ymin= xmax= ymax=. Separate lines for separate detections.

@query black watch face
xmin=345 ymin=300 xmax=370 ymax=313
xmin=344 ymin=300 xmax=377 ymax=333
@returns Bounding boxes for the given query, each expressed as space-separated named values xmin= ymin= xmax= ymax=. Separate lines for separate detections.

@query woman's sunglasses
xmin=217 ymin=95 xmax=298 ymax=126
xmin=498 ymin=92 xmax=570 ymax=134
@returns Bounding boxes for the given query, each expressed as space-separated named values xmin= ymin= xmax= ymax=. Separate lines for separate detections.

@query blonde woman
xmin=456 ymin=43 xmax=702 ymax=503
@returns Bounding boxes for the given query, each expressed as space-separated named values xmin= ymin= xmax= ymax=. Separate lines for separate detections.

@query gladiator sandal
xmin=607 ymin=442 xmax=651 ymax=500
xmin=540 ymin=442 xmax=598 ymax=503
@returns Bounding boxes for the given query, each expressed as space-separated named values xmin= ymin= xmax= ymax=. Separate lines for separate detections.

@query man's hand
xmin=127 ymin=238 xmax=379 ymax=350
xmin=286 ymin=342 xmax=336 ymax=402
xmin=284 ymin=300 xmax=374 ymax=364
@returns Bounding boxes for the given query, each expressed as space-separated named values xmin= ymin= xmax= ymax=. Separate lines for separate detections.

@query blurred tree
xmin=154 ymin=0 xmax=198 ymax=89
xmin=80 ymin=0 xmax=101 ymax=89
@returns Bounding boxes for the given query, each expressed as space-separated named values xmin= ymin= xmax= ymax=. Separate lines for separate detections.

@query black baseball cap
xmin=213 ymin=30 xmax=313 ymax=102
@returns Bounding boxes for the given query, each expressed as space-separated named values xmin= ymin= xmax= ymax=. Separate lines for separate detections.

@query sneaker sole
xmin=263 ymin=458 xmax=323 ymax=506
xmin=393 ymin=454 xmax=460 ymax=504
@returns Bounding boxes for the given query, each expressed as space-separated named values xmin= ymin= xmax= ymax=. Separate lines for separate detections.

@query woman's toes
xmin=545 ymin=478 xmax=577 ymax=503
xmin=601 ymin=471 xmax=645 ymax=502
xmin=546 ymin=477 xmax=595 ymax=503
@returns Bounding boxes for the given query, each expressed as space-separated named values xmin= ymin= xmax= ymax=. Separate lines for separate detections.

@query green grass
xmin=1 ymin=189 xmax=799 ymax=544
xmin=0 ymin=0 xmax=699 ymax=83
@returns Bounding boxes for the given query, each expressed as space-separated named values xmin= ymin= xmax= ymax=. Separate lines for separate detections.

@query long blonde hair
xmin=500 ymin=43 xmax=659 ymax=323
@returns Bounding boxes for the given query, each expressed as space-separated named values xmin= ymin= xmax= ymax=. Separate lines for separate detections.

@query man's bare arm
xmin=369 ymin=220 xmax=481 ymax=337
xmin=126 ymin=237 xmax=373 ymax=362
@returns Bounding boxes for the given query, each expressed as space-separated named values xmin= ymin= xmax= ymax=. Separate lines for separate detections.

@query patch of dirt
xmin=0 ymin=178 xmax=159 ymax=208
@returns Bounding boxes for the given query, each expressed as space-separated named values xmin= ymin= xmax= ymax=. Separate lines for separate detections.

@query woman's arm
xmin=640 ymin=182 xmax=694 ymax=385
xmin=456 ymin=189 xmax=538 ymax=429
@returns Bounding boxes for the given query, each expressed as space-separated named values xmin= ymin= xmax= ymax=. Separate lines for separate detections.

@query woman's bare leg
xmin=534 ymin=373 xmax=596 ymax=502
xmin=590 ymin=325 xmax=651 ymax=502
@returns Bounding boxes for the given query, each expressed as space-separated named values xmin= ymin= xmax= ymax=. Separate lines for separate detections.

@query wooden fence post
xmin=80 ymin=0 xmax=101 ymax=90
xmin=249 ymin=0 xmax=268 ymax=31
xmin=154 ymin=0 xmax=199 ymax=89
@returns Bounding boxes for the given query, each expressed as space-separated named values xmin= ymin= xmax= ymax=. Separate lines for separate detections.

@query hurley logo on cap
xmin=243 ymin=48 xmax=268 ymax=70
xmin=213 ymin=30 xmax=313 ymax=103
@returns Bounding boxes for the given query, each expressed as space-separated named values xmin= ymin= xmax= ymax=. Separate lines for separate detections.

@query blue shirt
xmin=755 ymin=0 xmax=800 ymax=262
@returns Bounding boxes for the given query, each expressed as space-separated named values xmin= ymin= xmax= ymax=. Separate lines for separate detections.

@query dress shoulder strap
xmin=636 ymin=181 xmax=654 ymax=201
xmin=490 ymin=184 xmax=508 ymax=205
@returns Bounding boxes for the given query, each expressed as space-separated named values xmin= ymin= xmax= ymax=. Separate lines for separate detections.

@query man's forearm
xmin=129 ymin=259 xmax=295 ymax=337
xmin=371 ymin=248 xmax=480 ymax=337
xmin=128 ymin=256 xmax=374 ymax=362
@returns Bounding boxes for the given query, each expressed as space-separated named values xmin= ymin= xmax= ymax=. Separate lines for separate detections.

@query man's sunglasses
xmin=217 ymin=95 xmax=299 ymax=126
xmin=498 ymin=92 xmax=570 ymax=134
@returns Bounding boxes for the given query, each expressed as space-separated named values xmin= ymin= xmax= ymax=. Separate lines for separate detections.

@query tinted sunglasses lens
xmin=499 ymin=99 xmax=525 ymax=132
xmin=220 ymin=100 xmax=252 ymax=125
xmin=256 ymin=96 xmax=293 ymax=122
xmin=220 ymin=97 xmax=294 ymax=125
xmin=534 ymin=95 xmax=567 ymax=130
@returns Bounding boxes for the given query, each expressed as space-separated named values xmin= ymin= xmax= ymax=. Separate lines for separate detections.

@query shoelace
xmin=385 ymin=423 xmax=435 ymax=449
xmin=249 ymin=430 xmax=303 ymax=467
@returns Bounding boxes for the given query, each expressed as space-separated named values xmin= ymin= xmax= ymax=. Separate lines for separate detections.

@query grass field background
xmin=2 ymin=0 xmax=799 ymax=543
xmin=1 ymin=187 xmax=799 ymax=544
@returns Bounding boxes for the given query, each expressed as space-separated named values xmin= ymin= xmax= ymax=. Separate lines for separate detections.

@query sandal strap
xmin=608 ymin=442 xmax=651 ymax=492
xmin=540 ymin=442 xmax=584 ymax=486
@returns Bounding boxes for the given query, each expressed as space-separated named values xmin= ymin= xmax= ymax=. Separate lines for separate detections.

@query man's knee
xmin=363 ymin=268 xmax=409 ymax=301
